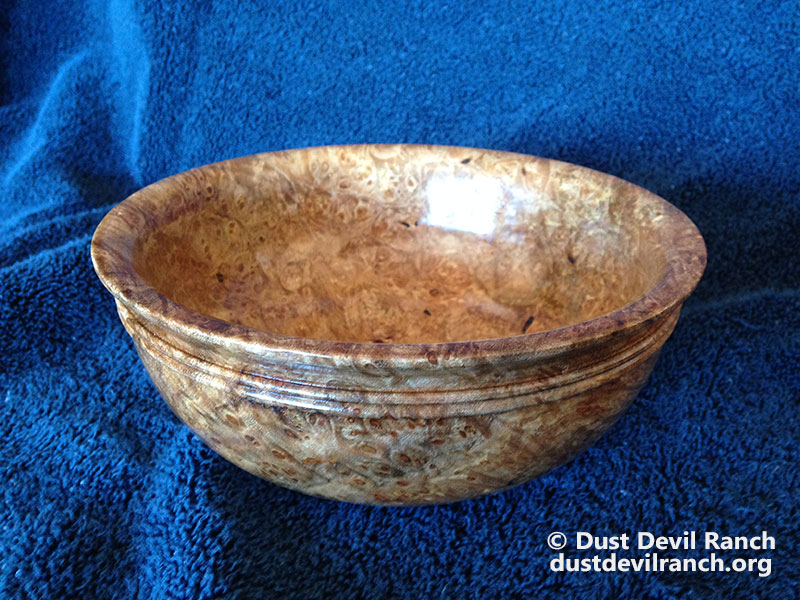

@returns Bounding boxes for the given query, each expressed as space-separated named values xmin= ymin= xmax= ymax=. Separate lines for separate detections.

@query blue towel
xmin=1 ymin=1 xmax=798 ymax=597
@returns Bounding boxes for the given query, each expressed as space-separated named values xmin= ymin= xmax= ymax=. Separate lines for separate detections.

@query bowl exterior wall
xmin=118 ymin=300 xmax=671 ymax=505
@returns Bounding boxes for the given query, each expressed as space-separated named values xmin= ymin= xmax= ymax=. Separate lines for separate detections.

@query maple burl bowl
xmin=91 ymin=144 xmax=706 ymax=505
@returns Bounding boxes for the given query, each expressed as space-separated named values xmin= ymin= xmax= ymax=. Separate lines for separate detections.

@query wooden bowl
xmin=91 ymin=145 xmax=706 ymax=505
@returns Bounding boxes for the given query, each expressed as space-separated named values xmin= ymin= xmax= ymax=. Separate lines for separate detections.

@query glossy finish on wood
xmin=91 ymin=145 xmax=706 ymax=505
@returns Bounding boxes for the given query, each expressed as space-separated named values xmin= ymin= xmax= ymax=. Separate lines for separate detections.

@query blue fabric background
xmin=1 ymin=1 xmax=798 ymax=598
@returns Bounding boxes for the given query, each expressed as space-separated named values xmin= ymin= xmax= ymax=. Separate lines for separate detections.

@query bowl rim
xmin=91 ymin=143 xmax=707 ymax=361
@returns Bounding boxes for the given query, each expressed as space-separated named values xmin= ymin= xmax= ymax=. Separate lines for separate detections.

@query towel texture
xmin=1 ymin=1 xmax=798 ymax=598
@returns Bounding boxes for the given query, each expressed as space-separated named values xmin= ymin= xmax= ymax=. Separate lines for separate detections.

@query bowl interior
xmin=132 ymin=147 xmax=669 ymax=344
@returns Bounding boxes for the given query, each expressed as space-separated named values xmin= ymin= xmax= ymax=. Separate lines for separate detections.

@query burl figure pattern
xmin=92 ymin=144 xmax=706 ymax=505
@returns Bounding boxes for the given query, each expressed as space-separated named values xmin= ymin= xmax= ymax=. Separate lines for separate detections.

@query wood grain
xmin=91 ymin=144 xmax=706 ymax=505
